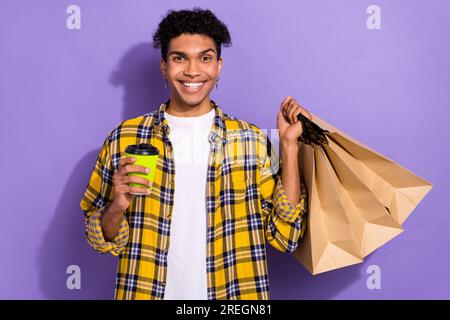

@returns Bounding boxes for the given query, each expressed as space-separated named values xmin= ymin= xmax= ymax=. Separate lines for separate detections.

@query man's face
xmin=161 ymin=33 xmax=222 ymax=107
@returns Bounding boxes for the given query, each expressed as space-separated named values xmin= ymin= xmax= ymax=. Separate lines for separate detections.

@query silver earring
xmin=164 ymin=79 xmax=168 ymax=90
xmin=216 ymin=77 xmax=220 ymax=89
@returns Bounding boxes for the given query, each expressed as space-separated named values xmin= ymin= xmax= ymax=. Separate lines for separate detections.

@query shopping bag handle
xmin=297 ymin=113 xmax=329 ymax=146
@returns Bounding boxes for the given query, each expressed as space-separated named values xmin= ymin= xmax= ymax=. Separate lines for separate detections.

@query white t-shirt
xmin=163 ymin=108 xmax=215 ymax=300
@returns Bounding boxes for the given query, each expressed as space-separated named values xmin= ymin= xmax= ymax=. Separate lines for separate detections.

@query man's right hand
xmin=110 ymin=156 xmax=152 ymax=213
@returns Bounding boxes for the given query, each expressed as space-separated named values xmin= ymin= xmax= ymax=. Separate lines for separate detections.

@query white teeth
xmin=182 ymin=82 xmax=204 ymax=88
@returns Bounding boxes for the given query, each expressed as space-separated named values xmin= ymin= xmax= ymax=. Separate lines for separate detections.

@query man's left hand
xmin=277 ymin=96 xmax=312 ymax=144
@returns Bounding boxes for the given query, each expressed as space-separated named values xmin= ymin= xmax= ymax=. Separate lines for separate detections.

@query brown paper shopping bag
xmin=292 ymin=113 xmax=432 ymax=275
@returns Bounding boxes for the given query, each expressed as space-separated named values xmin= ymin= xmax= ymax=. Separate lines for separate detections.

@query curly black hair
xmin=153 ymin=8 xmax=232 ymax=61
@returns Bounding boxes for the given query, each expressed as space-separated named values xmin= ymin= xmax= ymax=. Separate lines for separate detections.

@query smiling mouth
xmin=178 ymin=80 xmax=207 ymax=92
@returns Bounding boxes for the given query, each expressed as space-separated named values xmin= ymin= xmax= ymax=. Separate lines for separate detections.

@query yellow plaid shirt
xmin=80 ymin=100 xmax=308 ymax=300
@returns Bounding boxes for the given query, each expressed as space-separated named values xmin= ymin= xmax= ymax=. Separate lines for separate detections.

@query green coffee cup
xmin=124 ymin=143 xmax=159 ymax=194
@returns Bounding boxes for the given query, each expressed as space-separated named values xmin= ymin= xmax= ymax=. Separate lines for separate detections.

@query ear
xmin=160 ymin=58 xmax=167 ymax=79
xmin=217 ymin=57 xmax=223 ymax=76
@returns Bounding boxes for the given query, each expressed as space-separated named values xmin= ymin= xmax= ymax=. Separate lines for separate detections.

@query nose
xmin=183 ymin=60 xmax=201 ymax=78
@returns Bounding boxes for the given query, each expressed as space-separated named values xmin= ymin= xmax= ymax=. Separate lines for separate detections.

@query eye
xmin=173 ymin=56 xmax=185 ymax=61
xmin=201 ymin=56 xmax=212 ymax=62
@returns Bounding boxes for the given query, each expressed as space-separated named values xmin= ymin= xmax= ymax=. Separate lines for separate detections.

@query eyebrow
xmin=168 ymin=48 xmax=217 ymax=57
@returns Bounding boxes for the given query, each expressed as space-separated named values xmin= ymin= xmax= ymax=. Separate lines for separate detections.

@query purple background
xmin=0 ymin=0 xmax=448 ymax=299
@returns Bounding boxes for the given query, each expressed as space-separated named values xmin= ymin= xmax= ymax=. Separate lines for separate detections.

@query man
xmin=80 ymin=8 xmax=311 ymax=300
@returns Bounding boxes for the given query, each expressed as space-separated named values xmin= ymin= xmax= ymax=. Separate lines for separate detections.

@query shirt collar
xmin=153 ymin=99 xmax=226 ymax=147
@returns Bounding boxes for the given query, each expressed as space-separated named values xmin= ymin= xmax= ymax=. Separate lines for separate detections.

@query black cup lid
xmin=125 ymin=143 xmax=159 ymax=155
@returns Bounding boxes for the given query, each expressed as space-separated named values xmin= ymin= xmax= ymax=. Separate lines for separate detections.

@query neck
xmin=166 ymin=95 xmax=213 ymax=117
